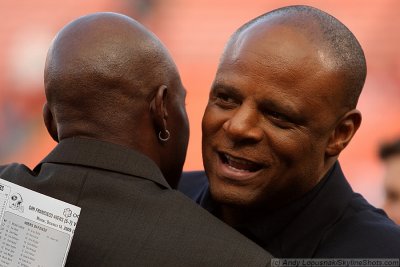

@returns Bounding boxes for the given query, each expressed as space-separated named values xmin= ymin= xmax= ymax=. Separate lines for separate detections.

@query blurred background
xmin=0 ymin=0 xmax=399 ymax=206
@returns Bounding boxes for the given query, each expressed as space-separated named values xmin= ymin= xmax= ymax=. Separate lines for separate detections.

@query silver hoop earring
xmin=158 ymin=130 xmax=170 ymax=142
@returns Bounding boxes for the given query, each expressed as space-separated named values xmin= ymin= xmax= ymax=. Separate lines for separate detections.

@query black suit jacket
xmin=0 ymin=137 xmax=271 ymax=266
xmin=179 ymin=162 xmax=400 ymax=258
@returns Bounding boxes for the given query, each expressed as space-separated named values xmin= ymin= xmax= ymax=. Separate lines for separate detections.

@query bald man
xmin=179 ymin=5 xmax=400 ymax=258
xmin=0 ymin=13 xmax=272 ymax=266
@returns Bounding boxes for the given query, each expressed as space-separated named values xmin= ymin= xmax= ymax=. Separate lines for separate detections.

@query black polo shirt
xmin=179 ymin=162 xmax=400 ymax=257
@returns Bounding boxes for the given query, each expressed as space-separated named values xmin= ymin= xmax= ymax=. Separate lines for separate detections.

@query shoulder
xmin=158 ymin=190 xmax=272 ymax=265
xmin=180 ymin=171 xmax=208 ymax=183
xmin=113 ymin=185 xmax=272 ymax=266
xmin=0 ymin=163 xmax=21 ymax=173
xmin=178 ymin=171 xmax=209 ymax=202
xmin=317 ymin=193 xmax=400 ymax=257
xmin=0 ymin=163 xmax=32 ymax=182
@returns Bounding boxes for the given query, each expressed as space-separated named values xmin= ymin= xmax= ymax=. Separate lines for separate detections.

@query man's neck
xmin=220 ymin=205 xmax=242 ymax=227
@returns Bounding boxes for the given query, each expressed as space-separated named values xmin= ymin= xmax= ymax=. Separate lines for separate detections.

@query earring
xmin=158 ymin=130 xmax=170 ymax=142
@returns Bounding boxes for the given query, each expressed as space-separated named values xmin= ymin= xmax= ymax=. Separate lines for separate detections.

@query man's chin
xmin=209 ymin=187 xmax=259 ymax=208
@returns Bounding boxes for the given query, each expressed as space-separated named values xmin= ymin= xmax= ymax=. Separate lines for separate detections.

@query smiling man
xmin=179 ymin=5 xmax=400 ymax=258
xmin=0 ymin=12 xmax=272 ymax=266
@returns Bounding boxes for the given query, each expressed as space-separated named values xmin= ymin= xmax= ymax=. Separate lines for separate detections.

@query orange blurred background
xmin=1 ymin=0 xmax=399 ymax=206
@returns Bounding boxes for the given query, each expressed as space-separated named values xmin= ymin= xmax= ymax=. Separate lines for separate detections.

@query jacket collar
xmin=36 ymin=137 xmax=170 ymax=189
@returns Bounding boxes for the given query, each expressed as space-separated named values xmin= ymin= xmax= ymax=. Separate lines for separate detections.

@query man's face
xmin=383 ymin=155 xmax=400 ymax=225
xmin=202 ymin=25 xmax=346 ymax=209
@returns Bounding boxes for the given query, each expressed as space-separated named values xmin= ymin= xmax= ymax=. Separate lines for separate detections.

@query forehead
xmin=216 ymin=23 xmax=344 ymax=109
xmin=223 ymin=22 xmax=334 ymax=77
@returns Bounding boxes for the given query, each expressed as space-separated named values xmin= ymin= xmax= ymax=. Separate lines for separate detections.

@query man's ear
xmin=325 ymin=109 xmax=362 ymax=157
xmin=43 ymin=102 xmax=59 ymax=142
xmin=149 ymin=85 xmax=168 ymax=137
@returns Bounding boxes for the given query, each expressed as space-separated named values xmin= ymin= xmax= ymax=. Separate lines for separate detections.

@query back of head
xmin=45 ymin=12 xmax=171 ymax=138
xmin=227 ymin=5 xmax=367 ymax=109
xmin=44 ymin=12 xmax=189 ymax=186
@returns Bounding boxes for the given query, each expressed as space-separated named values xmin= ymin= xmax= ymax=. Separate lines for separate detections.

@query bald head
xmin=224 ymin=5 xmax=366 ymax=109
xmin=44 ymin=12 xmax=180 ymax=141
xmin=202 ymin=5 xmax=364 ymax=213
xmin=43 ymin=12 xmax=189 ymax=186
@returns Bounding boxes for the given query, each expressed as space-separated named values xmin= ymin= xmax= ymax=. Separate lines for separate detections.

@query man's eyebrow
xmin=211 ymin=82 xmax=242 ymax=97
xmin=260 ymin=97 xmax=307 ymax=124
xmin=260 ymin=98 xmax=294 ymax=113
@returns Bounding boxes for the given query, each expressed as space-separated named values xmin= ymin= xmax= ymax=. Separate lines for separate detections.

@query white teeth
xmin=222 ymin=153 xmax=264 ymax=173
xmin=224 ymin=154 xmax=255 ymax=172
xmin=225 ymin=154 xmax=254 ymax=164
xmin=227 ymin=164 xmax=249 ymax=172
xmin=226 ymin=155 xmax=254 ymax=165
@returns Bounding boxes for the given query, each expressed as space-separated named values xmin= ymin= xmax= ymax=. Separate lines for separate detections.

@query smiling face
xmin=202 ymin=23 xmax=349 ymax=210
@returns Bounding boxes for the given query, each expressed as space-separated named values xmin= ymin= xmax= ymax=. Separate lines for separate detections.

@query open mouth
xmin=219 ymin=152 xmax=263 ymax=172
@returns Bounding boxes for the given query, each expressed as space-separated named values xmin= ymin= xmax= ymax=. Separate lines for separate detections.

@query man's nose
xmin=222 ymin=105 xmax=264 ymax=143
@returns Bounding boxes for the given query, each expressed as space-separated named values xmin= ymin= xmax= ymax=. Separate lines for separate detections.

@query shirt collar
xmin=200 ymin=162 xmax=353 ymax=257
xmin=35 ymin=137 xmax=170 ymax=189
xmin=279 ymin=162 xmax=353 ymax=257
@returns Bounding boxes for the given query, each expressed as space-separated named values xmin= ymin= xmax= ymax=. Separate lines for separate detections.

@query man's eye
xmin=213 ymin=92 xmax=238 ymax=108
xmin=264 ymin=109 xmax=287 ymax=121
xmin=263 ymin=109 xmax=294 ymax=129
xmin=217 ymin=93 xmax=234 ymax=103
